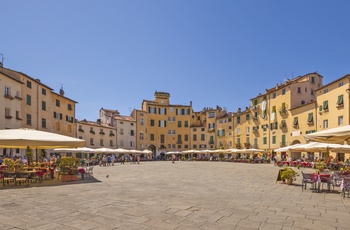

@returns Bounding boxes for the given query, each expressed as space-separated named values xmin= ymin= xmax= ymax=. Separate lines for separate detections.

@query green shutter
xmin=323 ymin=100 xmax=328 ymax=110
xmin=308 ymin=113 xmax=313 ymax=122
xmin=293 ymin=117 xmax=298 ymax=125
xmin=338 ymin=95 xmax=344 ymax=105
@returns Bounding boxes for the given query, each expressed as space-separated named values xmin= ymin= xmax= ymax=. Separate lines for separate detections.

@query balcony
xmin=250 ymin=105 xmax=259 ymax=110
xmin=208 ymin=128 xmax=215 ymax=133
xmin=280 ymin=142 xmax=287 ymax=147
xmin=244 ymin=143 xmax=251 ymax=148
xmin=235 ymin=143 xmax=242 ymax=149
xmin=99 ymin=131 xmax=105 ymax=135
xmin=16 ymin=117 xmax=22 ymax=121
xmin=5 ymin=116 xmax=12 ymax=119
xmin=78 ymin=128 xmax=84 ymax=132
xmin=15 ymin=95 xmax=22 ymax=100
xmin=90 ymin=130 xmax=95 ymax=134
xmin=336 ymin=103 xmax=344 ymax=108
xmin=109 ymin=133 xmax=115 ymax=137
xmin=4 ymin=94 xmax=14 ymax=100
xmin=208 ymin=140 xmax=214 ymax=145
xmin=279 ymin=121 xmax=287 ymax=129
xmin=279 ymin=108 xmax=287 ymax=115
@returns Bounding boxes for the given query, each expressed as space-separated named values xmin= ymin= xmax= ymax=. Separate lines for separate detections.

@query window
xmin=150 ymin=134 xmax=155 ymax=141
xmin=311 ymin=89 xmax=314 ymax=95
xmin=16 ymin=111 xmax=20 ymax=119
xmin=323 ymin=120 xmax=328 ymax=129
xmin=193 ymin=134 xmax=197 ymax=141
xmin=140 ymin=118 xmax=144 ymax=125
xmin=149 ymin=107 xmax=156 ymax=114
xmin=201 ymin=128 xmax=205 ymax=132
xmin=110 ymin=140 xmax=113 ymax=147
xmin=307 ymin=113 xmax=313 ymax=123
xmin=26 ymin=95 xmax=31 ymax=105
xmin=272 ymin=136 xmax=276 ymax=144
xmin=272 ymin=93 xmax=276 ymax=98
xmin=42 ymin=118 xmax=46 ymax=128
xmin=159 ymin=120 xmax=166 ymax=127
xmin=130 ymin=130 xmax=135 ymax=136
xmin=178 ymin=121 xmax=182 ymax=127
xmin=140 ymin=112 xmax=144 ymax=116
xmin=4 ymin=86 xmax=10 ymax=96
xmin=140 ymin=132 xmax=144 ymax=140
xmin=168 ymin=117 xmax=171 ymax=122
xmin=228 ymin=117 xmax=232 ymax=122
xmin=100 ymin=139 xmax=104 ymax=146
xmin=301 ymin=101 xmax=305 ymax=105
xmin=324 ymin=89 xmax=328 ymax=94
xmin=26 ymin=114 xmax=32 ymax=125
xmin=120 ymin=128 xmax=124 ymax=135
xmin=246 ymin=127 xmax=250 ymax=133
xmin=208 ymin=112 xmax=215 ymax=118
xmin=160 ymin=134 xmax=165 ymax=143
xmin=172 ymin=117 xmax=176 ymax=122
xmin=218 ymin=129 xmax=225 ymax=137
xmin=263 ymin=137 xmax=267 ymax=145
xmin=193 ymin=144 xmax=197 ymax=149
xmin=338 ymin=116 xmax=344 ymax=126
xmin=55 ymin=99 xmax=60 ymax=107
xmin=27 ymin=80 xmax=32 ymax=88
xmin=293 ymin=117 xmax=298 ymax=126
xmin=323 ymin=100 xmax=329 ymax=110
xmin=311 ymin=76 xmax=315 ymax=83
xmin=42 ymin=88 xmax=46 ymax=95
xmin=282 ymin=89 xmax=286 ymax=95
xmin=42 ymin=101 xmax=46 ymax=111
xmin=339 ymin=82 xmax=344 ymax=87
xmin=201 ymin=134 xmax=205 ymax=141
xmin=237 ymin=128 xmax=241 ymax=135
xmin=150 ymin=119 xmax=155 ymax=126
xmin=169 ymin=107 xmax=174 ymax=112
xmin=246 ymin=114 xmax=250 ymax=120
xmin=172 ymin=130 xmax=175 ymax=135
xmin=208 ymin=123 xmax=215 ymax=130
xmin=297 ymin=87 xmax=301 ymax=93
xmin=184 ymin=121 xmax=189 ymax=127
xmin=237 ymin=116 xmax=240 ymax=124
xmin=68 ymin=104 xmax=72 ymax=110
xmin=5 ymin=108 xmax=11 ymax=118
xmin=90 ymin=138 xmax=94 ymax=145
xmin=159 ymin=108 xmax=167 ymax=115
xmin=305 ymin=87 xmax=307 ymax=93
xmin=337 ymin=95 xmax=344 ymax=106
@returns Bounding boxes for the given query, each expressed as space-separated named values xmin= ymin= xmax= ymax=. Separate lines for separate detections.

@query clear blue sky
xmin=2 ymin=1 xmax=350 ymax=121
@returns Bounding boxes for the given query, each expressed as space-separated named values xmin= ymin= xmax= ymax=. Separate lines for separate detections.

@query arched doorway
xmin=148 ymin=145 xmax=156 ymax=159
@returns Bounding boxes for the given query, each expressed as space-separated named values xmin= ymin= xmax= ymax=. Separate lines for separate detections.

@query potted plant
xmin=281 ymin=167 xmax=298 ymax=184
xmin=57 ymin=157 xmax=80 ymax=182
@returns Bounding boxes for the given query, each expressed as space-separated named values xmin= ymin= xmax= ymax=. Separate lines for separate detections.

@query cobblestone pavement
xmin=1 ymin=161 xmax=350 ymax=230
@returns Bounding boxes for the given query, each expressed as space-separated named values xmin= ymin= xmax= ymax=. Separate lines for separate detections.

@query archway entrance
xmin=290 ymin=140 xmax=302 ymax=160
xmin=148 ymin=145 xmax=156 ymax=159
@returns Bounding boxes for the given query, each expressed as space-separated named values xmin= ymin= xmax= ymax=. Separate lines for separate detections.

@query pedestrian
xmin=121 ymin=155 xmax=125 ymax=164
xmin=171 ymin=154 xmax=175 ymax=164
xmin=137 ymin=155 xmax=140 ymax=164
xmin=111 ymin=154 xmax=115 ymax=166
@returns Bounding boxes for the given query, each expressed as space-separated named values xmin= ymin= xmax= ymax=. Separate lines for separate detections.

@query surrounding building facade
xmin=76 ymin=119 xmax=116 ymax=149
xmin=3 ymin=63 xmax=350 ymax=161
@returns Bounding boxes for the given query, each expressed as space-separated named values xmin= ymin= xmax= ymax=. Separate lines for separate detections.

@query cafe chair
xmin=2 ymin=172 xmax=16 ymax=186
xmin=301 ymin=171 xmax=317 ymax=191
xmin=15 ymin=172 xmax=29 ymax=186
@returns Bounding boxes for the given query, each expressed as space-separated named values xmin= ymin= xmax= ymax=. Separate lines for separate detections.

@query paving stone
xmin=1 ymin=162 xmax=350 ymax=230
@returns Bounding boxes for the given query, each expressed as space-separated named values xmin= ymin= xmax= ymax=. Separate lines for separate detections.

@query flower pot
xmin=62 ymin=175 xmax=78 ymax=182
xmin=286 ymin=178 xmax=293 ymax=185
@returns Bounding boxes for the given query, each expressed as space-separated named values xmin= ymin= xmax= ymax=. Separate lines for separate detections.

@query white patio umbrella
xmin=274 ymin=144 xmax=304 ymax=152
xmin=142 ymin=149 xmax=152 ymax=154
xmin=304 ymin=125 xmax=350 ymax=144
xmin=52 ymin=147 xmax=95 ymax=153
xmin=181 ymin=149 xmax=200 ymax=154
xmin=0 ymin=128 xmax=85 ymax=149
xmin=94 ymin=148 xmax=120 ymax=154
xmin=166 ymin=151 xmax=181 ymax=155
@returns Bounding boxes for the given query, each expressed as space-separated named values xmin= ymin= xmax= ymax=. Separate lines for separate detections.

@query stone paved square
xmin=1 ymin=161 xmax=350 ymax=229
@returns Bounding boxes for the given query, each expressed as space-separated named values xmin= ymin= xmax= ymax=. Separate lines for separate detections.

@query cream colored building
xmin=0 ymin=66 xmax=77 ymax=137
xmin=0 ymin=68 xmax=23 ymax=129
xmin=76 ymin=119 xmax=116 ymax=149
xmin=190 ymin=111 xmax=208 ymax=150
xmin=99 ymin=108 xmax=136 ymax=150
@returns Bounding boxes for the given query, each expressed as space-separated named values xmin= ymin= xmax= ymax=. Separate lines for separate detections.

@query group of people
xmin=97 ymin=154 xmax=141 ymax=166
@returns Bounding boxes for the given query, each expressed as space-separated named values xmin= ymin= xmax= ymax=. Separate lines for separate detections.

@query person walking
xmin=171 ymin=154 xmax=175 ymax=164
xmin=121 ymin=155 xmax=125 ymax=165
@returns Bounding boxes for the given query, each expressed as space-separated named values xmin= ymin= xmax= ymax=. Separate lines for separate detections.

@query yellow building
xmin=245 ymin=73 xmax=323 ymax=155
xmin=316 ymin=74 xmax=350 ymax=161
xmin=216 ymin=112 xmax=234 ymax=149
xmin=233 ymin=107 xmax=253 ymax=149
xmin=132 ymin=92 xmax=192 ymax=157
xmin=190 ymin=111 xmax=207 ymax=150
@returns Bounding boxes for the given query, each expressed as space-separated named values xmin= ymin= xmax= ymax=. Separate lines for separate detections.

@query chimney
xmin=97 ymin=119 xmax=101 ymax=125
xmin=59 ymin=87 xmax=65 ymax=96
